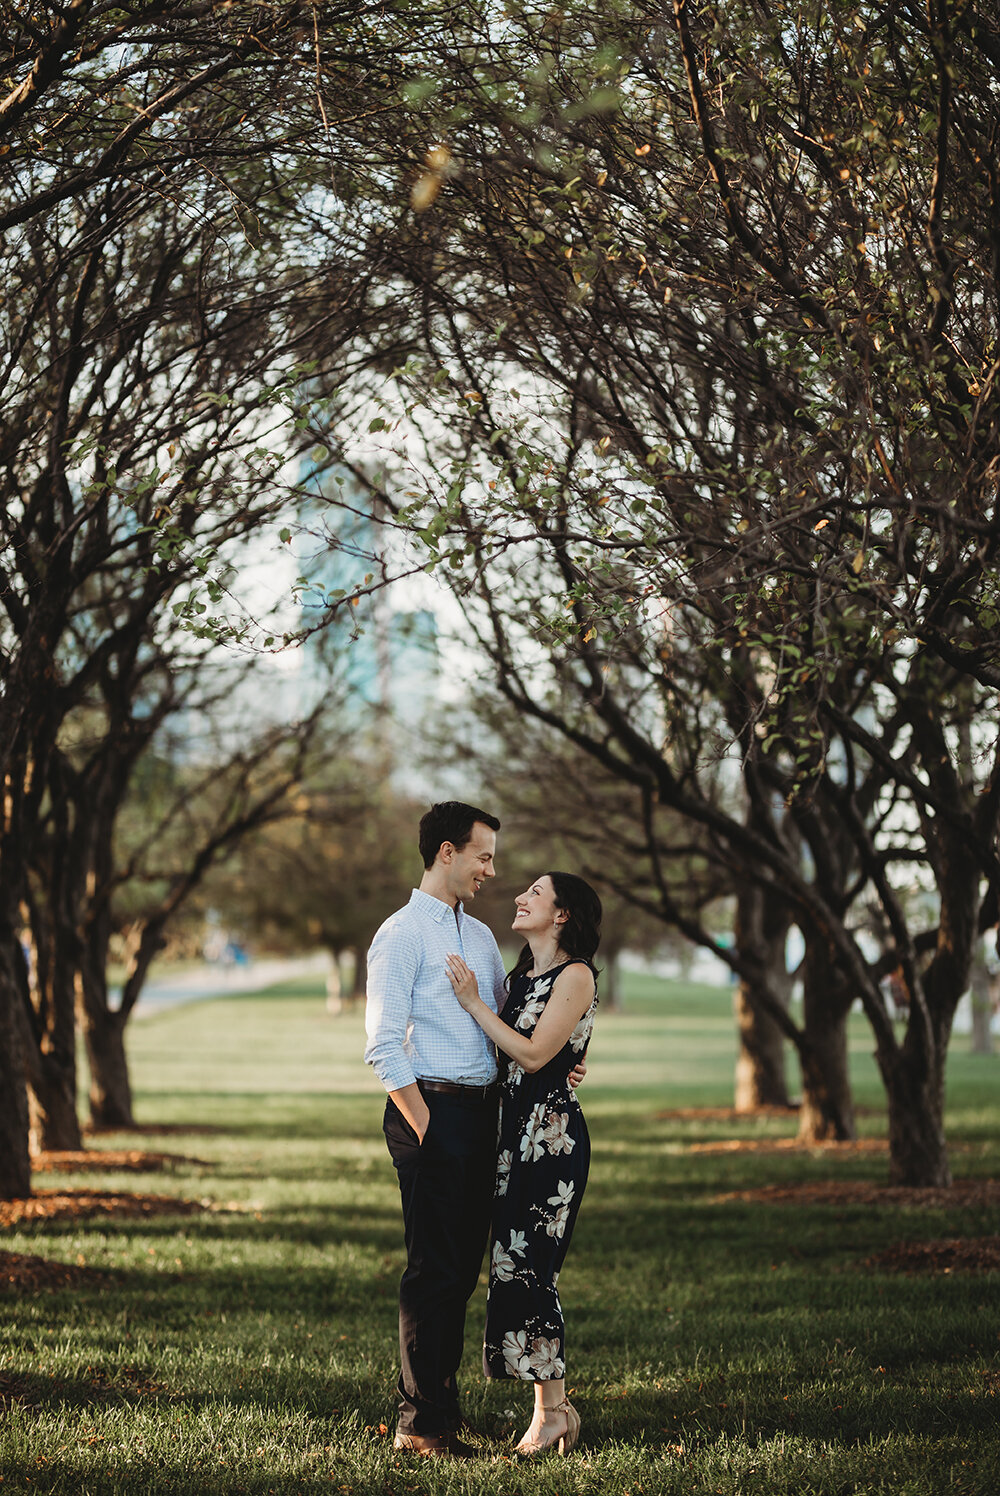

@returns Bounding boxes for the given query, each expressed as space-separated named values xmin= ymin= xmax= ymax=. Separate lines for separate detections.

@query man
xmin=365 ymin=801 xmax=505 ymax=1458
xmin=365 ymin=802 xmax=583 ymax=1458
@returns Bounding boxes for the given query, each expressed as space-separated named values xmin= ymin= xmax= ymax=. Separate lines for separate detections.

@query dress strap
xmin=549 ymin=956 xmax=598 ymax=997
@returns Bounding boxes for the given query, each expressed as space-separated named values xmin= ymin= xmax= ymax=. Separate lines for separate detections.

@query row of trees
xmin=0 ymin=0 xmax=413 ymax=1196
xmin=4 ymin=0 xmax=1000 ymax=1193
xmin=325 ymin=0 xmax=1000 ymax=1184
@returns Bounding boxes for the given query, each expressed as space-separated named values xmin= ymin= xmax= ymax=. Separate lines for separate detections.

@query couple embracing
xmin=364 ymin=801 xmax=601 ymax=1460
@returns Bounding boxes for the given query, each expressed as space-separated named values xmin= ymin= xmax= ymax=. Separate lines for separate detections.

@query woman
xmin=445 ymin=870 xmax=601 ymax=1457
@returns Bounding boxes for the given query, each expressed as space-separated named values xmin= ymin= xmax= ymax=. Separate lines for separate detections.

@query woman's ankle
xmin=535 ymin=1380 xmax=566 ymax=1416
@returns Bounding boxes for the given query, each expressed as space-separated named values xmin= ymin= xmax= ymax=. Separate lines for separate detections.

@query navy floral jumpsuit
xmin=483 ymin=958 xmax=597 ymax=1380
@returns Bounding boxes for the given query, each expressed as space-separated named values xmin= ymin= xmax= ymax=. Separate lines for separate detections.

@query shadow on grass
xmin=128 ymin=1094 xmax=385 ymax=1144
xmin=0 ymin=1362 xmax=391 ymax=1420
xmin=8 ymin=1198 xmax=403 ymax=1255
xmin=590 ymin=1370 xmax=1000 ymax=1449
xmin=13 ymin=1186 xmax=1000 ymax=1287
xmin=1 ymin=1364 xmax=181 ymax=1414
xmin=5 ymin=1354 xmax=998 ymax=1455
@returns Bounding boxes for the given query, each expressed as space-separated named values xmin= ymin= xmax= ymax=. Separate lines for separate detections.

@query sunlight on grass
xmin=3 ymin=971 xmax=998 ymax=1495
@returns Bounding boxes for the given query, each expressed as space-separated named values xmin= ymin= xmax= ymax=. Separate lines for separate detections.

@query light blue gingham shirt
xmin=364 ymin=888 xmax=507 ymax=1092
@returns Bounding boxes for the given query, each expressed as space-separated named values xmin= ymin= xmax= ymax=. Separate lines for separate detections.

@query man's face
xmin=443 ymin=821 xmax=497 ymax=904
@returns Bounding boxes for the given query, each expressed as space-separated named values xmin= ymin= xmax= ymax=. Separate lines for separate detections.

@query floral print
xmin=519 ymin=1101 xmax=548 ymax=1162
xmin=501 ymin=1330 xmax=532 ymax=1377
xmin=528 ymin=1335 xmax=565 ymax=1379
xmin=491 ymin=1241 xmax=516 ymax=1282
xmin=515 ymin=994 xmax=547 ymax=1031
xmin=491 ymin=1227 xmax=528 ymax=1282
xmin=544 ymin=1179 xmax=575 ymax=1239
xmin=484 ymin=959 xmax=597 ymax=1382
xmin=499 ymin=1328 xmax=566 ymax=1380
xmin=542 ymin=1111 xmax=575 ymax=1157
xmin=569 ymin=1001 xmax=597 ymax=1052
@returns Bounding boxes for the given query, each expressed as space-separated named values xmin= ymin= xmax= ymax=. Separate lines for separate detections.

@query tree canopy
xmin=0 ymin=0 xmax=409 ymax=1193
xmin=327 ymin=0 xmax=1000 ymax=1184
xmin=4 ymin=0 xmax=1000 ymax=1193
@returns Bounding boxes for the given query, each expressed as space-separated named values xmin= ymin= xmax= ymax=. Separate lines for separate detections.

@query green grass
xmin=2 ymin=975 xmax=998 ymax=1494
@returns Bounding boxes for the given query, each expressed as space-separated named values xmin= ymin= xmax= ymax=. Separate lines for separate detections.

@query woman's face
xmin=512 ymin=875 xmax=565 ymax=936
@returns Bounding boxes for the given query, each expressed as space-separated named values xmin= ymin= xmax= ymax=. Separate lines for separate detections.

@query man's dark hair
xmin=418 ymin=801 xmax=501 ymax=869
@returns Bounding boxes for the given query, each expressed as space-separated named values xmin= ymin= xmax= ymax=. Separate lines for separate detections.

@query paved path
xmin=128 ymin=952 xmax=332 ymax=1018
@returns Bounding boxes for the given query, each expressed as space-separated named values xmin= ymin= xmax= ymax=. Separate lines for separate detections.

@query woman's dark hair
xmin=507 ymin=872 xmax=602 ymax=988
xmin=418 ymin=801 xmax=500 ymax=869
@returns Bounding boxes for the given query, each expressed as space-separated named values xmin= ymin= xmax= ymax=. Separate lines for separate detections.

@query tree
xmin=198 ymin=756 xmax=422 ymax=1006
xmin=324 ymin=0 xmax=1000 ymax=1182
xmin=75 ymin=691 xmax=330 ymax=1131
xmin=969 ymin=930 xmax=998 ymax=1058
xmin=423 ymin=695 xmax=712 ymax=1012
xmin=0 ymin=948 xmax=31 ymax=1198
xmin=732 ymin=866 xmax=795 ymax=1115
xmin=0 ymin=0 xmax=415 ymax=1188
xmin=428 ymin=674 xmax=798 ymax=1103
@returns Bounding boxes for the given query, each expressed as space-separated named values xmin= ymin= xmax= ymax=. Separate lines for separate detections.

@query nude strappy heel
xmin=514 ymin=1397 xmax=580 ymax=1458
xmin=557 ymin=1398 xmax=580 ymax=1454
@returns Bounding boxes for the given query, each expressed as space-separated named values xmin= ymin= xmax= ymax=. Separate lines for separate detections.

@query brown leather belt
xmin=418 ymin=1079 xmax=498 ymax=1099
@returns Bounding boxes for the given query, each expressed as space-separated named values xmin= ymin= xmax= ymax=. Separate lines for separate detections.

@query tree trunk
xmin=875 ymin=817 xmax=982 ymax=1185
xmin=969 ymin=944 xmax=995 ymax=1056
xmin=970 ymin=988 xmax=994 ymax=1055
xmin=797 ymin=937 xmax=856 ymax=1141
xmin=75 ymin=949 xmax=137 ymax=1128
xmin=28 ymin=1050 xmax=83 ymax=1154
xmin=734 ymin=979 xmax=790 ymax=1109
xmin=732 ymin=880 xmax=792 ymax=1110
xmin=24 ymin=935 xmax=84 ymax=1152
xmin=880 ymin=1037 xmax=951 ymax=1187
xmin=602 ymin=947 xmax=623 ymax=1012
xmin=81 ymin=1006 xmax=135 ymax=1129
xmin=875 ymin=864 xmax=973 ymax=1186
xmin=0 ymin=954 xmax=31 ymax=1199
xmin=325 ymin=948 xmax=344 ymax=1014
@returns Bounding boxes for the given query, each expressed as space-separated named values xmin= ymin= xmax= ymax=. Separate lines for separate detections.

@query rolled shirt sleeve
xmin=364 ymin=917 xmax=421 ymax=1093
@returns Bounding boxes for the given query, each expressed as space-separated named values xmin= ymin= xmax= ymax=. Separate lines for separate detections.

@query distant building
xmin=295 ymin=465 xmax=440 ymax=784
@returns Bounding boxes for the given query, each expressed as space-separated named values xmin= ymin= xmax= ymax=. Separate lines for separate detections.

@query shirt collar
xmin=409 ymin=887 xmax=464 ymax=924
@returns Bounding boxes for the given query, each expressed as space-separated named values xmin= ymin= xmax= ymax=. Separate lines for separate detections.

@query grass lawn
xmin=1 ymin=973 xmax=998 ymax=1494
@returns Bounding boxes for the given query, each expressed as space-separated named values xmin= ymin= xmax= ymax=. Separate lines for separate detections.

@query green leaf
xmin=563 ymin=87 xmax=622 ymax=122
xmin=402 ymin=78 xmax=436 ymax=104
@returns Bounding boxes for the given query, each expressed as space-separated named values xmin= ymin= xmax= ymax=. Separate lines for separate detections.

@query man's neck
xmin=419 ymin=870 xmax=458 ymax=909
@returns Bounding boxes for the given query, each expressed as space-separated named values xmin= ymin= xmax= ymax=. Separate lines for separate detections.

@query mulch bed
xmin=865 ymin=1236 xmax=1000 ymax=1275
xmin=654 ymin=1105 xmax=884 ymax=1123
xmin=713 ymin=1177 xmax=1000 ymax=1209
xmin=32 ymin=1149 xmax=211 ymax=1174
xmin=0 ymin=1189 xmax=210 ymax=1229
xmin=0 ymin=1250 xmax=112 ymax=1293
xmin=83 ymin=1123 xmax=227 ymax=1138
xmin=689 ymin=1136 xmax=891 ymax=1155
xmin=656 ymin=1105 xmax=801 ymax=1122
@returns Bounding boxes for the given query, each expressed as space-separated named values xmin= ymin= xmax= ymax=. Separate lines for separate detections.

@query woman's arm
xmin=445 ymin=955 xmax=594 ymax=1073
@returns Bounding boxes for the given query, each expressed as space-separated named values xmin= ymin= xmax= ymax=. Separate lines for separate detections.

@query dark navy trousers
xmin=383 ymin=1086 xmax=497 ymax=1436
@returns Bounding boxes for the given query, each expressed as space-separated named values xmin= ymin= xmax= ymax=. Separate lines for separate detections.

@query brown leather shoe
xmin=392 ymin=1432 xmax=452 ymax=1458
